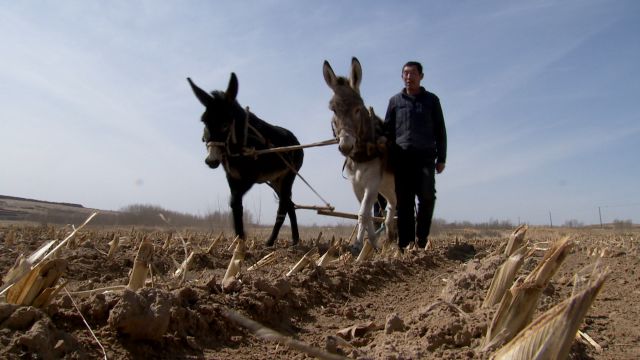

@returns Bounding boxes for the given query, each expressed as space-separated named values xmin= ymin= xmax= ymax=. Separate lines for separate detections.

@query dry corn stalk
xmin=6 ymin=258 xmax=67 ymax=306
xmin=66 ymin=234 xmax=78 ymax=249
xmin=107 ymin=234 xmax=120 ymax=260
xmin=483 ymin=246 xmax=528 ymax=308
xmin=67 ymin=285 xmax=127 ymax=298
xmin=206 ymin=232 xmax=225 ymax=254
xmin=355 ymin=239 xmax=375 ymax=262
xmin=3 ymin=240 xmax=56 ymax=289
xmin=286 ymin=248 xmax=318 ymax=277
xmin=314 ymin=231 xmax=323 ymax=246
xmin=227 ymin=235 xmax=240 ymax=251
xmin=43 ymin=212 xmax=98 ymax=262
xmin=222 ymin=308 xmax=348 ymax=360
xmin=0 ymin=237 xmax=63 ymax=298
xmin=577 ymin=330 xmax=602 ymax=352
xmin=492 ymin=264 xmax=608 ymax=360
xmin=174 ymin=251 xmax=195 ymax=283
xmin=5 ymin=229 xmax=15 ymax=246
xmin=317 ymin=243 xmax=339 ymax=267
xmin=222 ymin=238 xmax=246 ymax=289
xmin=162 ymin=232 xmax=173 ymax=250
xmin=505 ymin=224 xmax=528 ymax=256
xmin=32 ymin=279 xmax=68 ymax=308
xmin=347 ymin=224 xmax=358 ymax=245
xmin=484 ymin=236 xmax=572 ymax=349
xmin=247 ymin=251 xmax=279 ymax=271
xmin=337 ymin=321 xmax=384 ymax=341
xmin=127 ymin=238 xmax=154 ymax=291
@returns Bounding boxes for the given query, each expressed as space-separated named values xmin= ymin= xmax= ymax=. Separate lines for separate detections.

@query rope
xmin=245 ymin=119 xmax=333 ymax=209
xmin=205 ymin=107 xmax=335 ymax=209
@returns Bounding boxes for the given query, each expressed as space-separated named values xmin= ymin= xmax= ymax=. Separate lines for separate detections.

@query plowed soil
xmin=0 ymin=224 xmax=638 ymax=359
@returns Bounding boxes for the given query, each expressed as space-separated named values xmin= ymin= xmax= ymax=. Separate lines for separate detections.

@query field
xmin=0 ymin=216 xmax=639 ymax=359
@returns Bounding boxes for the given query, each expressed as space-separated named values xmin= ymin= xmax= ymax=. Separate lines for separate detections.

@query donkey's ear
xmin=187 ymin=78 xmax=214 ymax=107
xmin=350 ymin=57 xmax=362 ymax=94
xmin=323 ymin=60 xmax=338 ymax=90
xmin=226 ymin=73 xmax=239 ymax=101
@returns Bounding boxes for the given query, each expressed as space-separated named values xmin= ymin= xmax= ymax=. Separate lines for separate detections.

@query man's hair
xmin=403 ymin=61 xmax=423 ymax=74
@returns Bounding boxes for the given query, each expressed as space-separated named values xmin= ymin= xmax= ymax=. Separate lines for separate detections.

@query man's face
xmin=402 ymin=65 xmax=423 ymax=92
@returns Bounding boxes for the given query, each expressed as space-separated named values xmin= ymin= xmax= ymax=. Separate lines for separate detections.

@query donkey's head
xmin=188 ymin=74 xmax=241 ymax=168
xmin=323 ymin=57 xmax=368 ymax=157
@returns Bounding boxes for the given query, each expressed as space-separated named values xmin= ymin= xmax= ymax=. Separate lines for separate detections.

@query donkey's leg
xmin=379 ymin=171 xmax=397 ymax=245
xmin=359 ymin=186 xmax=380 ymax=248
xmin=266 ymin=173 xmax=298 ymax=246
xmin=351 ymin=181 xmax=366 ymax=250
xmin=282 ymin=172 xmax=300 ymax=245
xmin=227 ymin=177 xmax=253 ymax=240
xmin=352 ymin=180 xmax=380 ymax=250
xmin=287 ymin=198 xmax=300 ymax=245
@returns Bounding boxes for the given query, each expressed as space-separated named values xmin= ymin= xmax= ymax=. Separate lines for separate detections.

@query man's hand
xmin=436 ymin=163 xmax=445 ymax=174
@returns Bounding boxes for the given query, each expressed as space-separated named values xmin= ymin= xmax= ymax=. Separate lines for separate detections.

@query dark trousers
xmin=393 ymin=147 xmax=436 ymax=248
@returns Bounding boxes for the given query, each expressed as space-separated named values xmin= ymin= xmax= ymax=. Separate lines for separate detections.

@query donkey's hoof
xmin=265 ymin=240 xmax=275 ymax=247
xmin=291 ymin=238 xmax=300 ymax=246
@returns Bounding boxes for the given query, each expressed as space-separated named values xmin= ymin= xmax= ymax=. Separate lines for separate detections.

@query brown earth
xmin=0 ymin=222 xmax=638 ymax=359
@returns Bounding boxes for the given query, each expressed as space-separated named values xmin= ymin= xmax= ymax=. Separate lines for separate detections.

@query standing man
xmin=384 ymin=61 xmax=447 ymax=250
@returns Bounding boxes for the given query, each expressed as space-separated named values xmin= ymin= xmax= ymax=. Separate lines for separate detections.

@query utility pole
xmin=549 ymin=211 xmax=553 ymax=228
xmin=598 ymin=206 xmax=603 ymax=228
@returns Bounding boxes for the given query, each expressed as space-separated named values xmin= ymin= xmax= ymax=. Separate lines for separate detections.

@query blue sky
xmin=1 ymin=0 xmax=638 ymax=226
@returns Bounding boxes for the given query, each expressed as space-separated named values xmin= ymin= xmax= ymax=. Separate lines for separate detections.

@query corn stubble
xmin=492 ymin=263 xmax=609 ymax=359
xmin=6 ymin=258 xmax=67 ymax=307
xmin=484 ymin=236 xmax=573 ymax=350
xmin=127 ymin=238 xmax=154 ymax=291
xmin=483 ymin=245 xmax=527 ymax=309
xmin=222 ymin=237 xmax=245 ymax=290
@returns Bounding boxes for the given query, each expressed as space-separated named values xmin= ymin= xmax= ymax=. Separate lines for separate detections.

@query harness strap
xmin=245 ymin=121 xmax=333 ymax=209
xmin=345 ymin=106 xmax=387 ymax=163
xmin=209 ymin=108 xmax=333 ymax=209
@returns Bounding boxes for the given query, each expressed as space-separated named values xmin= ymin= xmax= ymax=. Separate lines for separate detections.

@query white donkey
xmin=323 ymin=57 xmax=397 ymax=256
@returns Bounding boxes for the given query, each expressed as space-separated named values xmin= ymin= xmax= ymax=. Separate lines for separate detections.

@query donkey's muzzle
xmin=205 ymin=157 xmax=221 ymax=169
xmin=338 ymin=136 xmax=355 ymax=157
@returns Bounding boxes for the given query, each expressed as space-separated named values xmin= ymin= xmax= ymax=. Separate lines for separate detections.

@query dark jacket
xmin=384 ymin=87 xmax=447 ymax=164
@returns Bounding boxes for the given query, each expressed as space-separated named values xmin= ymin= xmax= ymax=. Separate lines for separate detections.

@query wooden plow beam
xmin=296 ymin=204 xmax=387 ymax=224
xmin=207 ymin=138 xmax=338 ymax=158
xmin=318 ymin=209 xmax=386 ymax=224
xmin=245 ymin=138 xmax=338 ymax=156
xmin=295 ymin=204 xmax=335 ymax=212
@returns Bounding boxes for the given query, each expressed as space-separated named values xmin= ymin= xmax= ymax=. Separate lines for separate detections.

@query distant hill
xmin=0 ymin=195 xmax=101 ymax=223
xmin=0 ymin=195 xmax=232 ymax=229
xmin=0 ymin=195 xmax=84 ymax=209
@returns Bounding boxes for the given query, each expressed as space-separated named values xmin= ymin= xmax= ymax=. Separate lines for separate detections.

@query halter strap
xmin=335 ymin=106 xmax=386 ymax=163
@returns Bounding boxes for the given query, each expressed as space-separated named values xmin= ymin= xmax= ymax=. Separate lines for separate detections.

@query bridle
xmin=332 ymin=104 xmax=384 ymax=163
xmin=205 ymin=106 xmax=266 ymax=160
